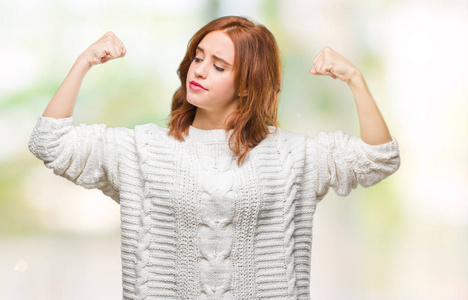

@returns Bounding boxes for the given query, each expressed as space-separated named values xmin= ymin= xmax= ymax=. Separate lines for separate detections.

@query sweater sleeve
xmin=305 ymin=130 xmax=401 ymax=199
xmin=28 ymin=115 xmax=122 ymax=203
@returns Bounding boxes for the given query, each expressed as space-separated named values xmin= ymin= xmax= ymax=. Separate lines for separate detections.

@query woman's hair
xmin=166 ymin=15 xmax=282 ymax=166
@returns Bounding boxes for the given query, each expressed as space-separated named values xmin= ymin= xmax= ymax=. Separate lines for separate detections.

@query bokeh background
xmin=1 ymin=0 xmax=467 ymax=299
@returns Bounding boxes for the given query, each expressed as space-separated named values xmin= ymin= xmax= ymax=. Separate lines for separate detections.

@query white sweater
xmin=28 ymin=115 xmax=400 ymax=300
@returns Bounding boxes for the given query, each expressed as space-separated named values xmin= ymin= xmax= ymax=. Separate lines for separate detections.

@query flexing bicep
xmin=305 ymin=130 xmax=401 ymax=200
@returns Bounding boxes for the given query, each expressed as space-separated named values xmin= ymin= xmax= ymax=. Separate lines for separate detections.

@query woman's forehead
xmin=197 ymin=31 xmax=235 ymax=62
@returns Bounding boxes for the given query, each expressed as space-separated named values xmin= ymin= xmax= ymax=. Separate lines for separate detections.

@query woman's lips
xmin=189 ymin=81 xmax=207 ymax=91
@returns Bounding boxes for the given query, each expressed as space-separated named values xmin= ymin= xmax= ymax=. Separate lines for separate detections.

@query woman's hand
xmin=77 ymin=31 xmax=127 ymax=68
xmin=309 ymin=47 xmax=360 ymax=84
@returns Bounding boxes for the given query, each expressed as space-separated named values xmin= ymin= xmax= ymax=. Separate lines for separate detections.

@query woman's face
xmin=186 ymin=30 xmax=238 ymax=114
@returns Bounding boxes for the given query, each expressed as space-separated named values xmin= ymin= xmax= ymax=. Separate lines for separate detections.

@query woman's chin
xmin=186 ymin=97 xmax=203 ymax=108
xmin=187 ymin=94 xmax=208 ymax=105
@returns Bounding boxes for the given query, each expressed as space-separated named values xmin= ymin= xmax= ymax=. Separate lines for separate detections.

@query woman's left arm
xmin=310 ymin=46 xmax=392 ymax=145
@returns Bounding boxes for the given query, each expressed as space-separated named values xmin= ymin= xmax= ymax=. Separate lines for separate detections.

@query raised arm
xmin=42 ymin=31 xmax=126 ymax=119
xmin=347 ymin=72 xmax=392 ymax=146
xmin=310 ymin=46 xmax=392 ymax=145
xmin=30 ymin=32 xmax=129 ymax=203
xmin=307 ymin=46 xmax=400 ymax=199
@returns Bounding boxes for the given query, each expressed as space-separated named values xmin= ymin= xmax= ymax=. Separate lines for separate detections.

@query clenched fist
xmin=309 ymin=46 xmax=360 ymax=83
xmin=78 ymin=31 xmax=126 ymax=68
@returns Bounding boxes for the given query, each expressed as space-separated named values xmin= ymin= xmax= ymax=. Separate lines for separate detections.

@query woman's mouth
xmin=189 ymin=81 xmax=207 ymax=91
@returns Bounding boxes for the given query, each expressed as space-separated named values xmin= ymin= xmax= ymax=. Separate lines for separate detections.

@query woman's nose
xmin=194 ymin=61 xmax=207 ymax=78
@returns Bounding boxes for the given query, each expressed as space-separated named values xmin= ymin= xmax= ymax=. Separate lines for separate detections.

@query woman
xmin=29 ymin=15 xmax=400 ymax=300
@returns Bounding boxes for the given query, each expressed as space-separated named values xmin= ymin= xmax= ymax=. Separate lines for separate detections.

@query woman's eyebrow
xmin=196 ymin=46 xmax=232 ymax=67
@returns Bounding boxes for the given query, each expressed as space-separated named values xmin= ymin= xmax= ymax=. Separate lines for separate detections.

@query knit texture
xmin=28 ymin=115 xmax=401 ymax=300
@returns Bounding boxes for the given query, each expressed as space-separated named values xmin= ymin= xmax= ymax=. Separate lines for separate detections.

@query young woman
xmin=29 ymin=15 xmax=400 ymax=300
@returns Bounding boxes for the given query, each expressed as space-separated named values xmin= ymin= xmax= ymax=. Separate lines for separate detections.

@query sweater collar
xmin=186 ymin=125 xmax=234 ymax=143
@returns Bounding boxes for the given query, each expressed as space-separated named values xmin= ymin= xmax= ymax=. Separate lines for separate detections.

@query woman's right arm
xmin=30 ymin=32 xmax=128 ymax=203
xmin=42 ymin=31 xmax=126 ymax=119
xmin=42 ymin=58 xmax=91 ymax=119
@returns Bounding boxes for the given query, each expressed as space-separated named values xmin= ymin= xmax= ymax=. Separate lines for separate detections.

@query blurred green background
xmin=1 ymin=0 xmax=467 ymax=299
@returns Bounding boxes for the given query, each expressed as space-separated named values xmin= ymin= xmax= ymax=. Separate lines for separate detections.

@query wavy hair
xmin=166 ymin=15 xmax=282 ymax=166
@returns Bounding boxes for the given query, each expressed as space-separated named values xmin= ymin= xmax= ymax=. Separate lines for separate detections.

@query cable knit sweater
xmin=28 ymin=115 xmax=400 ymax=300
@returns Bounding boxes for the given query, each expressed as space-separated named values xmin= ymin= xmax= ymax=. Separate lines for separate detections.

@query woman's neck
xmin=191 ymin=105 xmax=237 ymax=130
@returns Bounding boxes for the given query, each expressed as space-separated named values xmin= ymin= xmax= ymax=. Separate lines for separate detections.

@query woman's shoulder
xmin=252 ymin=125 xmax=310 ymax=163
xmin=254 ymin=125 xmax=309 ymax=154
xmin=134 ymin=122 xmax=187 ymax=146
xmin=134 ymin=122 xmax=170 ymax=136
xmin=268 ymin=125 xmax=308 ymax=141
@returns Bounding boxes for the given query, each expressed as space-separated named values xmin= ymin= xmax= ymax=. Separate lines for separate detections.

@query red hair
xmin=166 ymin=16 xmax=282 ymax=166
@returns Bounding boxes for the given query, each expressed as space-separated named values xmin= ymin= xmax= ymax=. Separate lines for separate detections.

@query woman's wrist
xmin=74 ymin=55 xmax=93 ymax=73
xmin=346 ymin=69 xmax=364 ymax=88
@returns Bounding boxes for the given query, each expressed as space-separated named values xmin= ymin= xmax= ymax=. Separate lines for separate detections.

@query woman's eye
xmin=192 ymin=56 xmax=224 ymax=71
xmin=214 ymin=65 xmax=225 ymax=72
